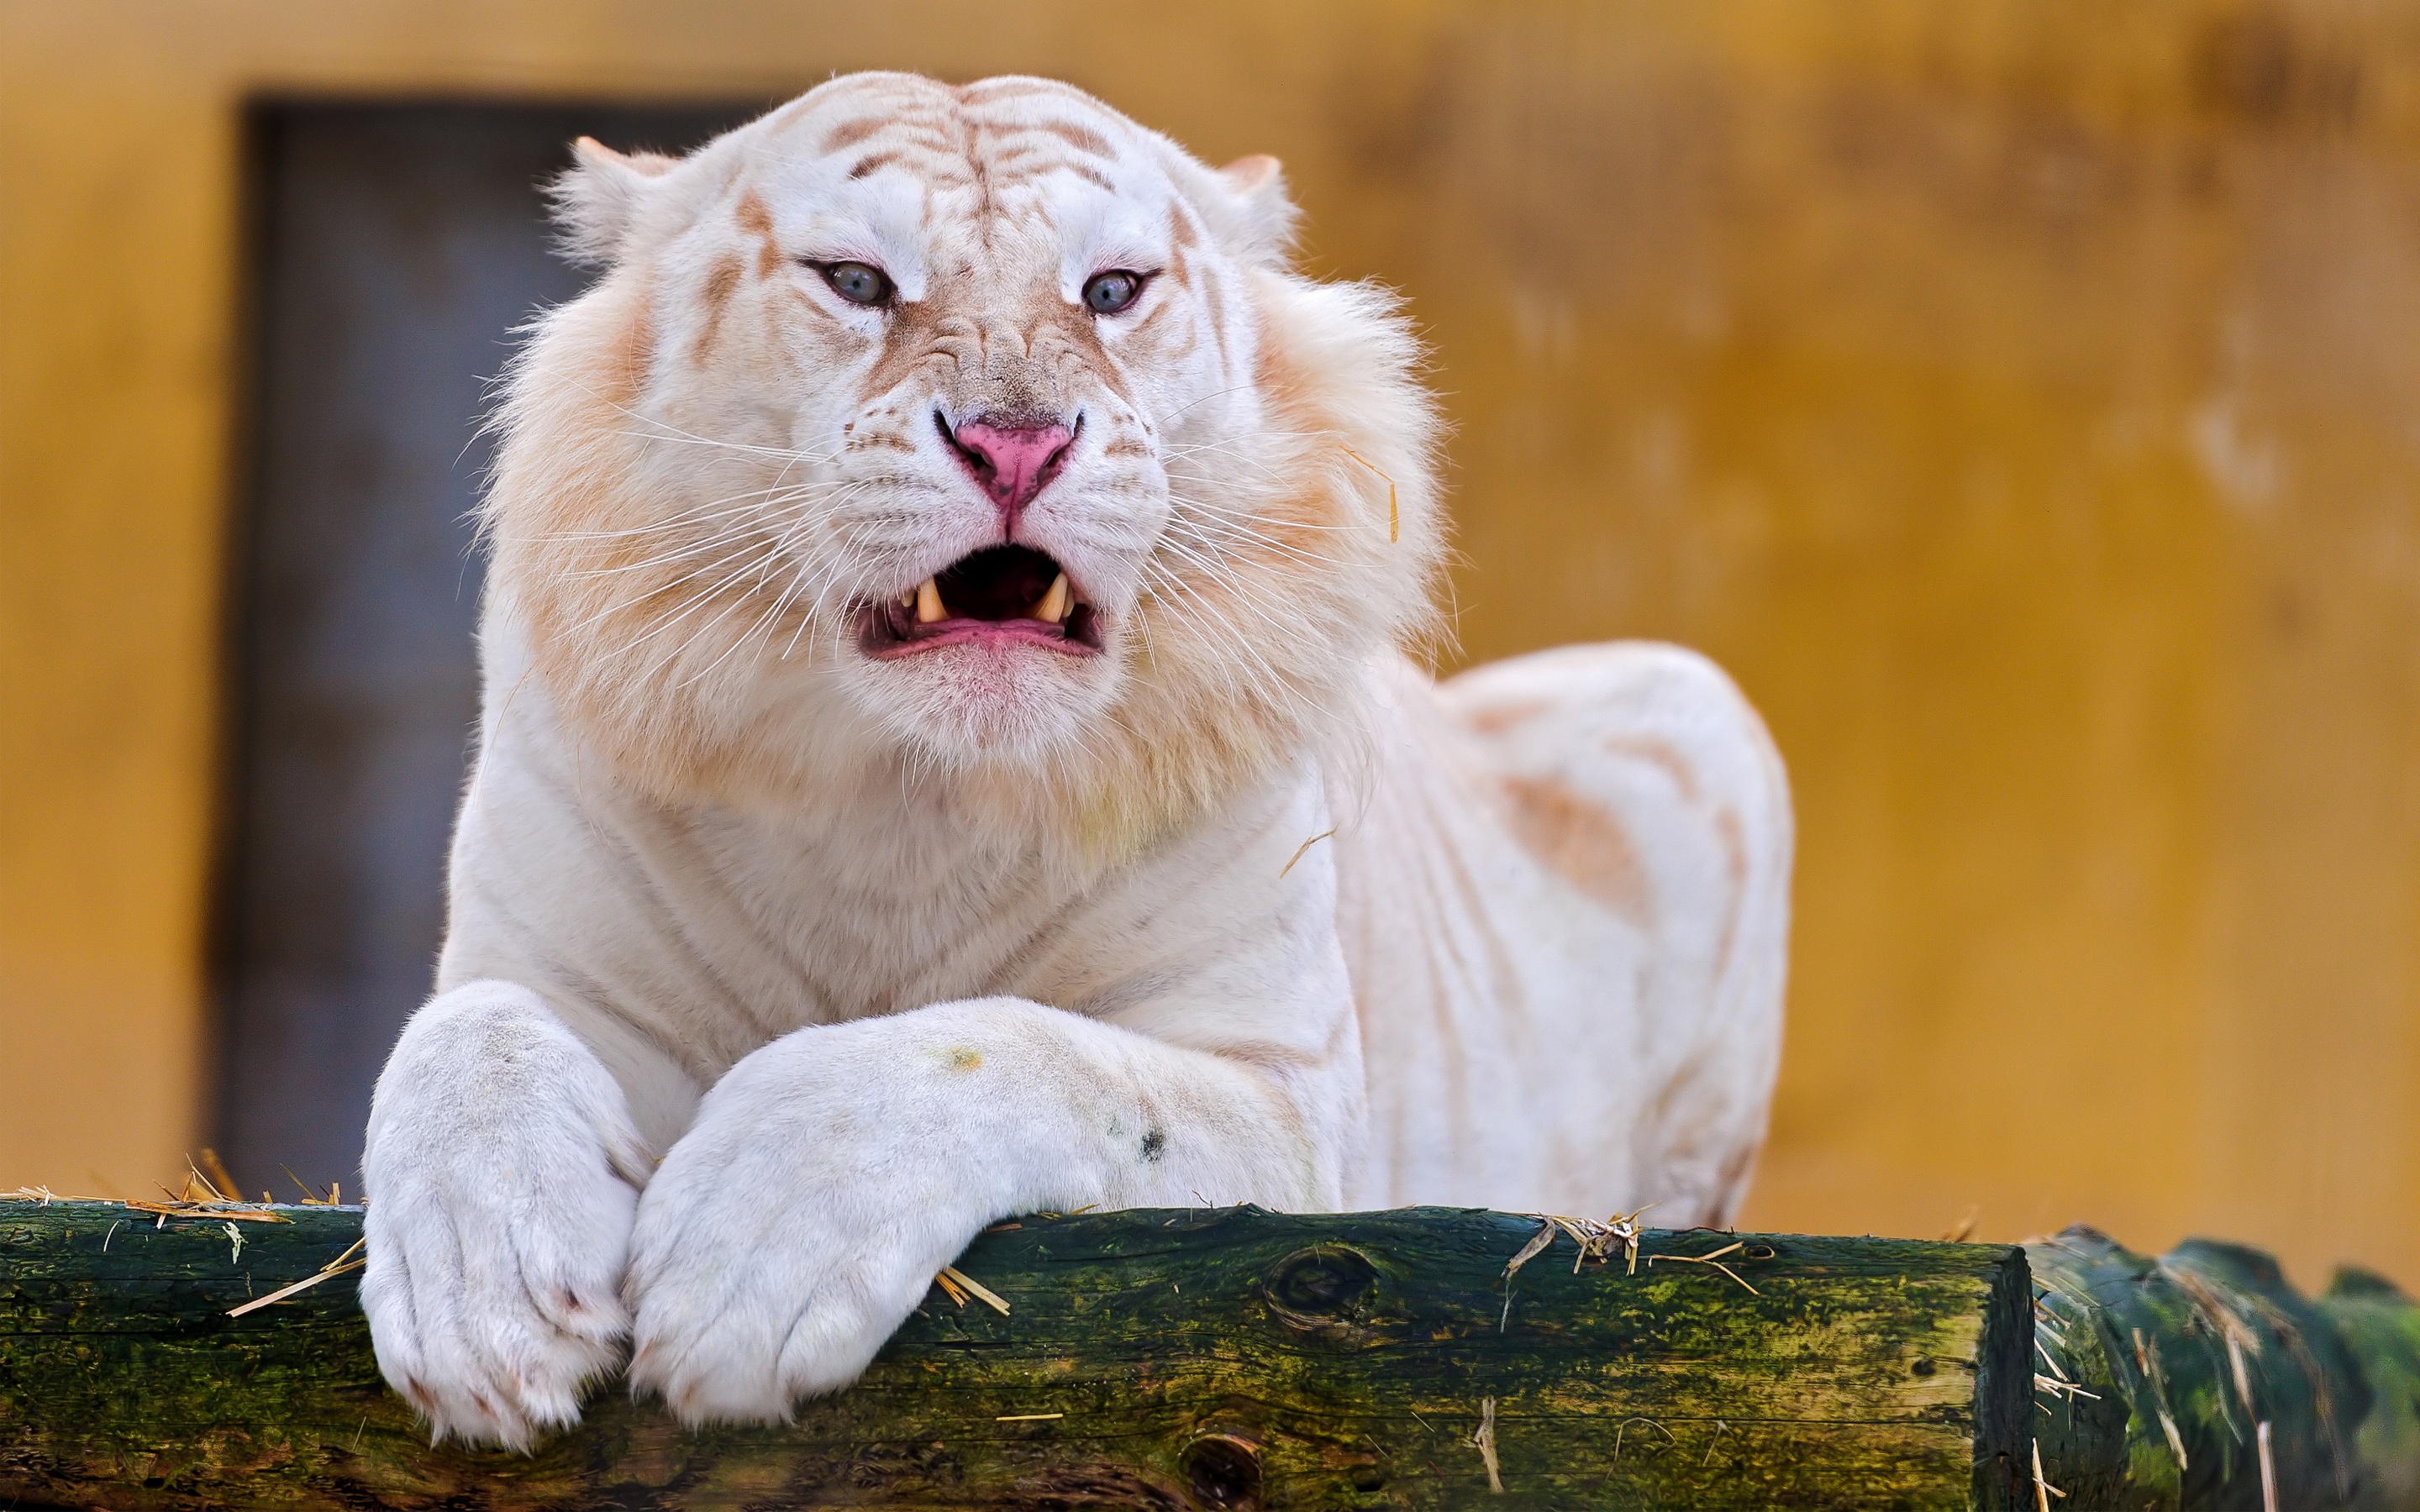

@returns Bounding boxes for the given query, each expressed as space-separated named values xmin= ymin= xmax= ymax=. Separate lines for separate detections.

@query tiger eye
xmin=1083 ymin=270 xmax=1143 ymax=314
xmin=823 ymin=261 xmax=892 ymax=307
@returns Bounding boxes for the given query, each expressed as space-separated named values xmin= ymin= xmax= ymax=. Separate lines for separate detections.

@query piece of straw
xmin=2033 ymin=1439 xmax=2064 ymax=1508
xmin=1645 ymin=1240 xmax=1762 ymax=1295
xmin=2257 ymin=1422 xmax=2276 ymax=1512
xmin=197 ymin=1150 xmax=243 ymax=1204
xmin=124 ymin=1199 xmax=288 ymax=1225
xmin=1338 ymin=445 xmax=1399 ymax=543
xmin=1470 ymin=1397 xmax=1502 ymax=1494
xmin=1527 ymin=1203 xmax=1661 ymax=1276
xmin=2033 ymin=1374 xmax=2101 ymax=1404
xmin=227 ymin=1236 xmax=366 ymax=1319
xmin=939 ymin=1265 xmax=1009 ymax=1315
xmin=1277 ymin=828 xmax=1337 ymax=880
xmin=1612 ymin=1416 xmax=1676 ymax=1464
xmin=1502 ymin=1221 xmax=1557 ymax=1280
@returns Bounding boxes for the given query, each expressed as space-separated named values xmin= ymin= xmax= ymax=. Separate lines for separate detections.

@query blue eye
xmin=821 ymin=261 xmax=892 ymax=306
xmin=1083 ymin=270 xmax=1144 ymax=314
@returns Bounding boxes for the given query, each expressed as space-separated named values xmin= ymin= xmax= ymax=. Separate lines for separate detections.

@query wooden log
xmin=2318 ymin=1265 xmax=2420 ymax=1510
xmin=2027 ymin=1226 xmax=2420 ymax=1510
xmin=0 ymin=1200 xmax=2030 ymax=1510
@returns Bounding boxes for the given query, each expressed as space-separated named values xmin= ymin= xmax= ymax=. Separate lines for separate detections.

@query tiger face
xmin=491 ymin=73 xmax=1439 ymax=825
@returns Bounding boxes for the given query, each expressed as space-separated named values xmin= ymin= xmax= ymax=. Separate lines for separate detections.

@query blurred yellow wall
xmin=5 ymin=0 xmax=2417 ymax=1284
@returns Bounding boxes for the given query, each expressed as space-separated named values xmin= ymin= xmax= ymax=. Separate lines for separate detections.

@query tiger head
xmin=488 ymin=72 xmax=1440 ymax=839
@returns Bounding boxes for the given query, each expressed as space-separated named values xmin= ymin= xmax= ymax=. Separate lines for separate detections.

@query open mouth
xmin=860 ymin=545 xmax=1102 ymax=659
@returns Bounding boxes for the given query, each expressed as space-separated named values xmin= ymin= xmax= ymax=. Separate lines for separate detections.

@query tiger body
xmin=360 ymin=71 xmax=1791 ymax=1448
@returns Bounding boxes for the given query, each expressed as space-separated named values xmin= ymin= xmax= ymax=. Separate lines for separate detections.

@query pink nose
xmin=951 ymin=417 xmax=1074 ymax=533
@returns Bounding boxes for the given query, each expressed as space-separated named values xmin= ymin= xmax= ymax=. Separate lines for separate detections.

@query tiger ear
xmin=547 ymin=137 xmax=681 ymax=266
xmin=1211 ymin=154 xmax=1299 ymax=265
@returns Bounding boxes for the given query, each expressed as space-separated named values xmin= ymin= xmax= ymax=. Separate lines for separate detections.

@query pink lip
xmin=860 ymin=614 xmax=1102 ymax=660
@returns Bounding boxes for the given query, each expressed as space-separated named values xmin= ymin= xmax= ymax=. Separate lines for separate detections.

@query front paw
xmin=623 ymin=1032 xmax=992 ymax=1425
xmin=360 ymin=983 xmax=654 ymax=1449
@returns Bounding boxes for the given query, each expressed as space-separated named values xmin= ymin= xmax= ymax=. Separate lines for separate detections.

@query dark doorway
xmin=216 ymin=99 xmax=763 ymax=1196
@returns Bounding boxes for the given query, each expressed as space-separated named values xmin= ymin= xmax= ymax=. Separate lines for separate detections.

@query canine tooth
xmin=1034 ymin=573 xmax=1071 ymax=623
xmin=915 ymin=578 xmax=946 ymax=623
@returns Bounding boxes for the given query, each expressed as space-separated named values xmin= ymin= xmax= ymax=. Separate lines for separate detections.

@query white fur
xmin=359 ymin=73 xmax=1791 ymax=1448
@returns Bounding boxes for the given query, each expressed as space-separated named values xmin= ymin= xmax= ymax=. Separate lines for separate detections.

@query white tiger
xmin=359 ymin=71 xmax=1791 ymax=1449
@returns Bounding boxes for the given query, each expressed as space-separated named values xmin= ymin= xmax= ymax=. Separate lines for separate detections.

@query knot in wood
xmin=1180 ymin=1433 xmax=1262 ymax=1509
xmin=1264 ymin=1245 xmax=1379 ymax=1325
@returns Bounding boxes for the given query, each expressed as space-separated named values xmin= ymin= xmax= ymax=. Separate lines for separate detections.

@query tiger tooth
xmin=1033 ymin=573 xmax=1071 ymax=623
xmin=915 ymin=578 xmax=946 ymax=623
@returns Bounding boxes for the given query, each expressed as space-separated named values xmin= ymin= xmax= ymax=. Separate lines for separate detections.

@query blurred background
xmin=6 ymin=0 xmax=2418 ymax=1288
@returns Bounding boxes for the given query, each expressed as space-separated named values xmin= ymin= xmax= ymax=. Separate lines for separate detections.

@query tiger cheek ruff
xmin=355 ymin=72 xmax=1793 ymax=1449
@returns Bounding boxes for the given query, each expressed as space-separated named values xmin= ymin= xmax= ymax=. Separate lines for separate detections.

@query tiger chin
xmin=358 ymin=71 xmax=1793 ymax=1449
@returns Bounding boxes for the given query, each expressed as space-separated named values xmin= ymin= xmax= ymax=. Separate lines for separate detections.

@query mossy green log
xmin=2027 ymin=1226 xmax=2420 ymax=1509
xmin=0 ymin=1200 xmax=2028 ymax=1509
